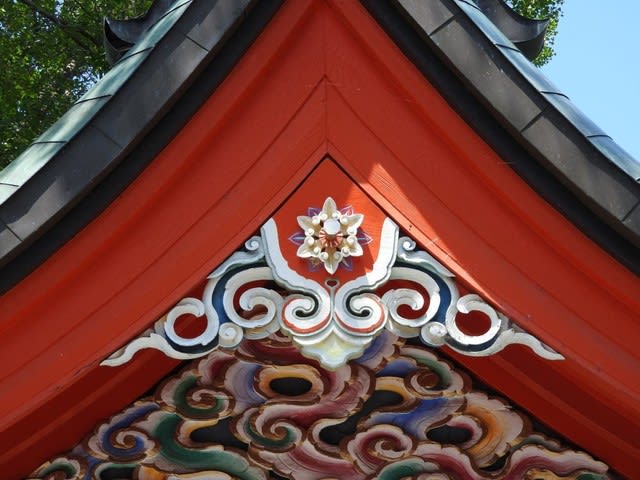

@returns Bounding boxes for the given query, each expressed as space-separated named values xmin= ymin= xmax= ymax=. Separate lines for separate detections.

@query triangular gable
xmin=1 ymin=1 xmax=639 ymax=478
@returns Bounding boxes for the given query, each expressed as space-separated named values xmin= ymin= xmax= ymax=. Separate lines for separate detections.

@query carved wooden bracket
xmin=103 ymin=198 xmax=561 ymax=370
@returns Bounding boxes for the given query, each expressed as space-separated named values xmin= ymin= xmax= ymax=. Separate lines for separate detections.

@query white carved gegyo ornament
xmin=102 ymin=196 xmax=562 ymax=369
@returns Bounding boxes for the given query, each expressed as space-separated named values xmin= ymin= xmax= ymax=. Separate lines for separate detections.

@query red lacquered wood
xmin=1 ymin=1 xmax=638 ymax=477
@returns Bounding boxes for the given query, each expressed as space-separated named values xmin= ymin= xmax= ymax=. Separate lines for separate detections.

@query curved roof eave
xmin=0 ymin=0 xmax=284 ymax=291
xmin=367 ymin=0 xmax=640 ymax=261
xmin=0 ymin=0 xmax=198 ymax=250
xmin=0 ymin=0 xmax=638 ymax=292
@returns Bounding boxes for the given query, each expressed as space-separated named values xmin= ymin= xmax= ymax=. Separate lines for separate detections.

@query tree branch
xmin=17 ymin=0 xmax=101 ymax=53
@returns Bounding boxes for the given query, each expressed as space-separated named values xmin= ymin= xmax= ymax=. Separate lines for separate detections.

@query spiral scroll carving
xmin=37 ymin=333 xmax=607 ymax=479
xmin=103 ymin=208 xmax=561 ymax=369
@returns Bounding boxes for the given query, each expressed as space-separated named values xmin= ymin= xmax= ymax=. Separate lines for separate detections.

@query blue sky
xmin=541 ymin=0 xmax=640 ymax=161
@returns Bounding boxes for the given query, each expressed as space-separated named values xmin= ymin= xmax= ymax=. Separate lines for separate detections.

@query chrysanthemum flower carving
xmin=296 ymin=197 xmax=364 ymax=274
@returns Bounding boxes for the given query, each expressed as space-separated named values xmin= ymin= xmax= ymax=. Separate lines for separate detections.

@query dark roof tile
xmin=0 ymin=0 xmax=191 ymax=206
xmin=0 ymin=0 xmax=277 ymax=280
xmin=430 ymin=17 xmax=547 ymax=131
xmin=588 ymin=135 xmax=640 ymax=181
xmin=497 ymin=46 xmax=563 ymax=94
xmin=0 ymin=142 xmax=66 ymax=187
xmin=0 ymin=184 xmax=19 ymax=205
xmin=1 ymin=0 xmax=638 ymax=282
xmin=474 ymin=0 xmax=548 ymax=60
xmin=179 ymin=0 xmax=253 ymax=51
xmin=541 ymin=92 xmax=606 ymax=137
xmin=390 ymin=0 xmax=640 ymax=252
xmin=104 ymin=0 xmax=176 ymax=64
xmin=455 ymin=0 xmax=515 ymax=46
xmin=521 ymin=113 xmax=639 ymax=221
xmin=396 ymin=0 xmax=457 ymax=36
xmin=80 ymin=50 xmax=150 ymax=101
xmin=92 ymin=34 xmax=208 ymax=148
xmin=122 ymin=0 xmax=192 ymax=59
xmin=0 ymin=220 xmax=21 ymax=257
xmin=623 ymin=202 xmax=640 ymax=232
xmin=0 ymin=126 xmax=122 ymax=241
xmin=37 ymin=97 xmax=112 ymax=143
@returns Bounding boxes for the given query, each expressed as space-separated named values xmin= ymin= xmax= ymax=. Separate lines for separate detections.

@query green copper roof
xmin=0 ymin=0 xmax=192 ymax=204
xmin=0 ymin=0 xmax=638 ymax=288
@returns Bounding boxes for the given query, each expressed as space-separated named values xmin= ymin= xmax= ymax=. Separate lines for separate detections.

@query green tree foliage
xmin=0 ymin=0 xmax=562 ymax=170
xmin=507 ymin=0 xmax=564 ymax=66
xmin=0 ymin=0 xmax=151 ymax=169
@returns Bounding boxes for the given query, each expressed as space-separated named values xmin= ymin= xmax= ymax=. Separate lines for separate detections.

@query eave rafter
xmin=1 ymin=1 xmax=639 ymax=478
